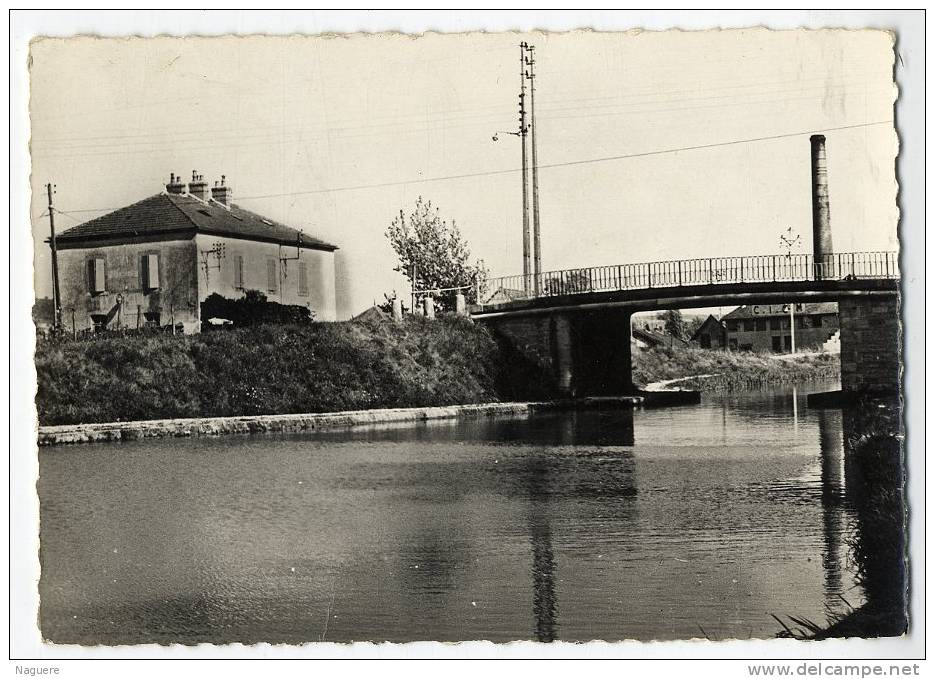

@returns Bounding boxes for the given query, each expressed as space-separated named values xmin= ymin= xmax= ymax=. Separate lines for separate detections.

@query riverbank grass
xmin=36 ymin=315 xmax=521 ymax=426
xmin=633 ymin=345 xmax=839 ymax=391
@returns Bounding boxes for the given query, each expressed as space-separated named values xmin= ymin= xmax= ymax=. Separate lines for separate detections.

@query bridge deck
xmin=471 ymin=251 xmax=899 ymax=316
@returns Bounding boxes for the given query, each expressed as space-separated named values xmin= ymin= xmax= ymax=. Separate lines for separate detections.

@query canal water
xmin=38 ymin=381 xmax=863 ymax=644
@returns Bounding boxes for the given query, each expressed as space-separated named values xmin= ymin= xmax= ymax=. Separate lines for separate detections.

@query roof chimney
xmin=166 ymin=172 xmax=185 ymax=194
xmin=211 ymin=174 xmax=232 ymax=206
xmin=188 ymin=170 xmax=208 ymax=201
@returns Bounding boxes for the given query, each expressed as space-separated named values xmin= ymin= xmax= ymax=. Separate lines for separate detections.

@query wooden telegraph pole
xmin=519 ymin=43 xmax=531 ymax=294
xmin=46 ymin=183 xmax=62 ymax=332
xmin=525 ymin=44 xmax=542 ymax=294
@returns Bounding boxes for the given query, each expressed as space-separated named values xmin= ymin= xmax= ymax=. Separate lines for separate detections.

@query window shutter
xmin=267 ymin=259 xmax=278 ymax=292
xmin=142 ymin=254 xmax=159 ymax=289
xmin=89 ymin=258 xmax=106 ymax=293
xmin=298 ymin=262 xmax=308 ymax=296
xmin=234 ymin=255 xmax=244 ymax=288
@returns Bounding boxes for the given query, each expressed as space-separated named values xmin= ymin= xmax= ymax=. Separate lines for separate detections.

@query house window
xmin=755 ymin=319 xmax=767 ymax=331
xmin=743 ymin=320 xmax=755 ymax=332
xmin=87 ymin=257 xmax=106 ymax=294
xmin=297 ymin=261 xmax=309 ymax=296
xmin=140 ymin=253 xmax=160 ymax=290
xmin=233 ymin=255 xmax=244 ymax=289
xmin=267 ymin=259 xmax=278 ymax=293
xmin=726 ymin=320 xmax=739 ymax=332
xmin=769 ymin=318 xmax=781 ymax=330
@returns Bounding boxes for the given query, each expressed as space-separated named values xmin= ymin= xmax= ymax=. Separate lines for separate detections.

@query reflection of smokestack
xmin=810 ymin=135 xmax=834 ymax=278
xmin=818 ymin=410 xmax=844 ymax=598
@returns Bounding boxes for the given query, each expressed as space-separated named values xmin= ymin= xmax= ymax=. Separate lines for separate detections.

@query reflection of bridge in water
xmin=513 ymin=399 xmax=899 ymax=641
xmin=471 ymin=251 xmax=899 ymax=398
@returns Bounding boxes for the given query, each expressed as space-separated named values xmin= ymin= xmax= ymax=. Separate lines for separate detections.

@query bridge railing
xmin=477 ymin=251 xmax=899 ymax=304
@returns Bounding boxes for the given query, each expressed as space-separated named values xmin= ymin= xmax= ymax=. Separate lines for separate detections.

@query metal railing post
xmin=481 ymin=250 xmax=896 ymax=303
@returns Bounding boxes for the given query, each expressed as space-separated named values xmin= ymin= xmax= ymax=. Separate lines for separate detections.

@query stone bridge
xmin=470 ymin=251 xmax=900 ymax=398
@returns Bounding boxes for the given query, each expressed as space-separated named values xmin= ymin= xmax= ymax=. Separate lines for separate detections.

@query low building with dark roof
xmin=721 ymin=302 xmax=839 ymax=352
xmin=54 ymin=172 xmax=338 ymax=332
xmin=632 ymin=326 xmax=689 ymax=350
xmin=691 ymin=315 xmax=727 ymax=349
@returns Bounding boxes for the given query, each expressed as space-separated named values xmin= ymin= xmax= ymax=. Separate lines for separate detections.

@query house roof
xmin=690 ymin=314 xmax=726 ymax=341
xmin=722 ymin=302 xmax=838 ymax=320
xmin=632 ymin=326 xmax=689 ymax=348
xmin=55 ymin=192 xmax=338 ymax=251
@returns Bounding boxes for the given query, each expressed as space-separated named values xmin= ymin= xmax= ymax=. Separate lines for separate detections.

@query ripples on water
xmin=39 ymin=381 xmax=863 ymax=644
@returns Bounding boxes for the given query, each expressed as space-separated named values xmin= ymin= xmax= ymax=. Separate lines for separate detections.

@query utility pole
xmin=525 ymin=44 xmax=542 ymax=294
xmin=789 ymin=303 xmax=797 ymax=354
xmin=779 ymin=226 xmax=801 ymax=355
xmin=519 ymin=42 xmax=531 ymax=294
xmin=46 ymin=182 xmax=62 ymax=332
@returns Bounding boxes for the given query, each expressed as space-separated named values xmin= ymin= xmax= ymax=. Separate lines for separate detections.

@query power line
xmin=47 ymin=120 xmax=892 ymax=215
xmin=33 ymin=73 xmax=888 ymax=151
xmin=53 ymin=209 xmax=85 ymax=222
xmin=234 ymin=120 xmax=893 ymax=199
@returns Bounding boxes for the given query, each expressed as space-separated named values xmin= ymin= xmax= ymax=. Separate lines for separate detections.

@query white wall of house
xmin=57 ymin=239 xmax=201 ymax=334
xmin=194 ymin=234 xmax=337 ymax=322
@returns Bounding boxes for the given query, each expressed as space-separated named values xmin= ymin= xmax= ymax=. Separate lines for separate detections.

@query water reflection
xmin=818 ymin=409 xmax=844 ymax=603
xmin=525 ymin=457 xmax=558 ymax=642
xmin=38 ymin=383 xmax=904 ymax=644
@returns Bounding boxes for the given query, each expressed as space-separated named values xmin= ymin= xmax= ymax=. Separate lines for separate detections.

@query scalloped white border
xmin=8 ymin=9 xmax=926 ymax=669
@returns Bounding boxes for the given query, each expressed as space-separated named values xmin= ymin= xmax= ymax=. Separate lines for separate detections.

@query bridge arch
xmin=471 ymin=253 xmax=899 ymax=398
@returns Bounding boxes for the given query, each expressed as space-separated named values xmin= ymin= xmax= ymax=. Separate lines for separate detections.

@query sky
xmin=28 ymin=29 xmax=897 ymax=319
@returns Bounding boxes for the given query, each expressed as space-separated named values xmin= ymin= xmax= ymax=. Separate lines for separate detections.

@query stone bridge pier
xmin=838 ymin=295 xmax=901 ymax=395
xmin=482 ymin=308 xmax=635 ymax=398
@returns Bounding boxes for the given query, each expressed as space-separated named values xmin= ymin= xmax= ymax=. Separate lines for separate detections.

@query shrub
xmin=200 ymin=290 xmax=313 ymax=330
xmin=35 ymin=314 xmax=523 ymax=426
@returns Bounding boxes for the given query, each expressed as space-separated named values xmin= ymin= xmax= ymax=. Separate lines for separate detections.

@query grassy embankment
xmin=632 ymin=345 xmax=840 ymax=391
xmin=36 ymin=315 xmax=841 ymax=426
xmin=35 ymin=315 xmax=554 ymax=427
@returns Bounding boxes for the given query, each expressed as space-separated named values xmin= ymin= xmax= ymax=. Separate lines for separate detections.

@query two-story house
xmin=53 ymin=172 xmax=338 ymax=333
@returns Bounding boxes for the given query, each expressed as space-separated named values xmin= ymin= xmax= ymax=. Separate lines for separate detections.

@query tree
xmin=684 ymin=315 xmax=705 ymax=339
xmin=385 ymin=196 xmax=487 ymax=311
xmin=663 ymin=309 xmax=687 ymax=340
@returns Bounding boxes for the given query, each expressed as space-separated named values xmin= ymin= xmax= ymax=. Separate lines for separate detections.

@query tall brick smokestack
xmin=810 ymin=134 xmax=834 ymax=278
